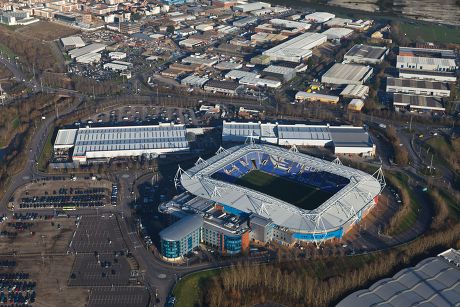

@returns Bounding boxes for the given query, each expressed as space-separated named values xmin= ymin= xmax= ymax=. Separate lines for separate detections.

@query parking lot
xmin=69 ymin=215 xmax=126 ymax=254
xmin=88 ymin=286 xmax=150 ymax=307
xmin=69 ymin=253 xmax=131 ymax=287
xmin=82 ymin=105 xmax=202 ymax=126
xmin=12 ymin=179 xmax=113 ymax=210
xmin=0 ymin=218 xmax=76 ymax=255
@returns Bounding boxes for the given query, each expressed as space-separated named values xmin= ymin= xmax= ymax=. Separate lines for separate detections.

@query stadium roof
xmin=178 ymin=144 xmax=383 ymax=233
xmin=338 ymin=254 xmax=460 ymax=307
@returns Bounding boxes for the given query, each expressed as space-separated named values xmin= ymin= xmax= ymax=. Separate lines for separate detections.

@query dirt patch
xmin=17 ymin=21 xmax=80 ymax=41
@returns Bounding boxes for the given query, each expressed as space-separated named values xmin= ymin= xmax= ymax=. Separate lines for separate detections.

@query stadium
xmin=174 ymin=143 xmax=385 ymax=243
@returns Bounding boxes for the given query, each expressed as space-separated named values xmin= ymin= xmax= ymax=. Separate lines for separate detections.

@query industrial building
xmin=386 ymin=77 xmax=450 ymax=97
xmin=348 ymin=99 xmax=365 ymax=112
xmin=393 ymin=93 xmax=445 ymax=113
xmin=263 ymin=32 xmax=327 ymax=63
xmin=53 ymin=123 xmax=189 ymax=163
xmin=225 ymin=70 xmax=259 ymax=80
xmin=103 ymin=62 xmax=129 ymax=71
xmin=60 ymin=36 xmax=85 ymax=50
xmin=344 ymin=44 xmax=388 ymax=65
xmin=68 ymin=43 xmax=106 ymax=59
xmin=222 ymin=121 xmax=376 ymax=156
xmin=340 ymin=84 xmax=369 ymax=99
xmin=304 ymin=12 xmax=335 ymax=23
xmin=239 ymin=76 xmax=281 ymax=88
xmin=203 ymin=80 xmax=241 ymax=95
xmin=233 ymin=2 xmax=271 ymax=13
xmin=396 ymin=55 xmax=457 ymax=72
xmin=321 ymin=63 xmax=373 ymax=86
xmin=398 ymin=69 xmax=457 ymax=82
xmin=322 ymin=27 xmax=353 ymax=40
xmin=338 ymin=249 xmax=460 ymax=307
xmin=262 ymin=65 xmax=297 ymax=81
xmin=109 ymin=52 xmax=127 ymax=60
xmin=233 ymin=16 xmax=259 ymax=27
xmin=181 ymin=75 xmax=209 ymax=88
xmin=295 ymin=91 xmax=340 ymax=104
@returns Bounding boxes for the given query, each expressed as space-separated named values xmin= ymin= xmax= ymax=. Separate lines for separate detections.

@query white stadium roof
xmin=178 ymin=144 xmax=384 ymax=233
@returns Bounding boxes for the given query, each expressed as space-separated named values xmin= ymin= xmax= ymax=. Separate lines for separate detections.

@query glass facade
xmin=224 ymin=235 xmax=242 ymax=254
xmin=160 ymin=227 xmax=201 ymax=260
xmin=292 ymin=227 xmax=343 ymax=241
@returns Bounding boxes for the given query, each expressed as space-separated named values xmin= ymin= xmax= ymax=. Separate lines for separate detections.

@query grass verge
xmin=173 ymin=269 xmax=219 ymax=307
xmin=400 ymin=23 xmax=460 ymax=44
xmin=384 ymin=171 xmax=420 ymax=236
xmin=37 ymin=126 xmax=54 ymax=172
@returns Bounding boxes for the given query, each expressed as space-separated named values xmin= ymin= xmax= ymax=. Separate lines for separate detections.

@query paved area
xmin=88 ymin=286 xmax=150 ymax=307
xmin=69 ymin=215 xmax=125 ymax=254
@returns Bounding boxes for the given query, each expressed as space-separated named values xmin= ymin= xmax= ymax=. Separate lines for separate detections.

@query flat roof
xmin=340 ymin=84 xmax=369 ymax=98
xmin=159 ymin=214 xmax=202 ymax=241
xmin=393 ymin=93 xmax=445 ymax=111
xmin=278 ymin=124 xmax=331 ymax=140
xmin=322 ymin=63 xmax=373 ymax=83
xmin=387 ymin=77 xmax=449 ymax=91
xmin=263 ymin=32 xmax=326 ymax=59
xmin=204 ymin=80 xmax=240 ymax=90
xmin=68 ymin=43 xmax=106 ymax=58
xmin=345 ymin=44 xmax=388 ymax=60
xmin=329 ymin=127 xmax=373 ymax=148
xmin=60 ymin=36 xmax=85 ymax=47
xmin=338 ymin=255 xmax=460 ymax=306
xmin=67 ymin=124 xmax=188 ymax=158
xmin=397 ymin=55 xmax=457 ymax=67
xmin=263 ymin=65 xmax=296 ymax=76
xmin=399 ymin=69 xmax=457 ymax=78
xmin=54 ymin=129 xmax=78 ymax=148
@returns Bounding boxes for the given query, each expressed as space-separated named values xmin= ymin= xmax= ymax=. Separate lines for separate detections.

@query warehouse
xmin=181 ymin=75 xmax=209 ymax=87
xmin=262 ymin=32 xmax=327 ymax=63
xmin=60 ymin=36 xmax=85 ymax=50
xmin=393 ymin=93 xmax=445 ymax=113
xmin=103 ymin=62 xmax=128 ymax=71
xmin=239 ymin=76 xmax=281 ymax=88
xmin=262 ymin=65 xmax=297 ymax=81
xmin=295 ymin=91 xmax=340 ymax=104
xmin=233 ymin=2 xmax=270 ymax=13
xmin=178 ymin=38 xmax=205 ymax=49
xmin=68 ymin=43 xmax=106 ymax=59
xmin=344 ymin=44 xmax=388 ymax=65
xmin=269 ymin=18 xmax=311 ymax=30
xmin=304 ymin=12 xmax=335 ymax=23
xmin=399 ymin=46 xmax=456 ymax=59
xmin=321 ymin=63 xmax=373 ymax=86
xmin=347 ymin=99 xmax=365 ymax=112
xmin=396 ymin=55 xmax=457 ymax=72
xmin=386 ymin=77 xmax=450 ymax=97
xmin=109 ymin=51 xmax=127 ymax=60
xmin=222 ymin=121 xmax=375 ymax=156
xmin=322 ymin=27 xmax=353 ymax=40
xmin=340 ymin=84 xmax=369 ymax=99
xmin=203 ymin=80 xmax=241 ymax=95
xmin=398 ymin=69 xmax=457 ymax=82
xmin=54 ymin=123 xmax=189 ymax=163
xmin=233 ymin=16 xmax=259 ymax=27
xmin=225 ymin=70 xmax=259 ymax=80
xmin=214 ymin=61 xmax=243 ymax=71
xmin=182 ymin=56 xmax=218 ymax=67
xmin=75 ymin=53 xmax=101 ymax=64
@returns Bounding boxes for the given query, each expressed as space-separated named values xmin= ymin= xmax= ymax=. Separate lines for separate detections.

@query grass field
xmin=173 ymin=269 xmax=219 ymax=307
xmin=400 ymin=23 xmax=460 ymax=44
xmin=17 ymin=21 xmax=80 ymax=41
xmin=235 ymin=170 xmax=333 ymax=210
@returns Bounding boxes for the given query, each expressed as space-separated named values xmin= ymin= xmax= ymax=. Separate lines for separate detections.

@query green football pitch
xmin=234 ymin=170 xmax=334 ymax=210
